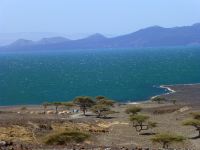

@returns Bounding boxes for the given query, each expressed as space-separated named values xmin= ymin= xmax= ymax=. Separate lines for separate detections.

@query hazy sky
xmin=1 ymin=0 xmax=200 ymax=37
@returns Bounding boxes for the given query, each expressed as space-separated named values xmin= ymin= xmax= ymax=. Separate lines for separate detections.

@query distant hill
xmin=1 ymin=23 xmax=200 ymax=51
xmin=37 ymin=37 xmax=70 ymax=45
xmin=0 ymin=32 xmax=71 ymax=46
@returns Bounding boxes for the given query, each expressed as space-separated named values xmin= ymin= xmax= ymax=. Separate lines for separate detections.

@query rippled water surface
xmin=1 ymin=47 xmax=200 ymax=105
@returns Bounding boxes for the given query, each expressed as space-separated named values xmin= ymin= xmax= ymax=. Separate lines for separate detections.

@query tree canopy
xmin=129 ymin=114 xmax=150 ymax=133
xmin=96 ymin=99 xmax=115 ymax=107
xmin=73 ymin=96 xmax=95 ymax=115
xmin=91 ymin=97 xmax=116 ymax=118
xmin=151 ymin=133 xmax=185 ymax=148
xmin=91 ymin=104 xmax=116 ymax=118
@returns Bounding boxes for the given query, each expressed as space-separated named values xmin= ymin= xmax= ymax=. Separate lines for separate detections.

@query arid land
xmin=0 ymin=84 xmax=200 ymax=150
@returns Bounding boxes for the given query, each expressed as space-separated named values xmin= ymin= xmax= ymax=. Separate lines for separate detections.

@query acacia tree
xmin=92 ymin=98 xmax=116 ymax=118
xmin=91 ymin=104 xmax=116 ymax=118
xmin=91 ymin=104 xmax=109 ymax=118
xmin=151 ymin=133 xmax=185 ymax=149
xmin=126 ymin=106 xmax=157 ymax=134
xmin=183 ymin=112 xmax=200 ymax=138
xmin=73 ymin=96 xmax=95 ymax=116
xmin=129 ymin=114 xmax=150 ymax=134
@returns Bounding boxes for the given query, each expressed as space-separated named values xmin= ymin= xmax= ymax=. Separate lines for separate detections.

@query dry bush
xmin=45 ymin=131 xmax=90 ymax=145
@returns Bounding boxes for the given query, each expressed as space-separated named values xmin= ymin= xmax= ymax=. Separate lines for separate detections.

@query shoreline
xmin=160 ymin=85 xmax=176 ymax=94
xmin=1 ymin=83 xmax=200 ymax=107
xmin=150 ymin=83 xmax=200 ymax=99
xmin=150 ymin=85 xmax=177 ymax=100
xmin=129 ymin=83 xmax=200 ymax=104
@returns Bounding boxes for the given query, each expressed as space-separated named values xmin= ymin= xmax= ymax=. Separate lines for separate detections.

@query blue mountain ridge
xmin=1 ymin=23 xmax=200 ymax=51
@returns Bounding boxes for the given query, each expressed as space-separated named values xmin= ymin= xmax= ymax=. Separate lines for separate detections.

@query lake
xmin=1 ymin=47 xmax=200 ymax=105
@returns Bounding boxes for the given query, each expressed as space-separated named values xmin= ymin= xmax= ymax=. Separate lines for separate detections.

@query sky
xmin=0 ymin=0 xmax=200 ymax=39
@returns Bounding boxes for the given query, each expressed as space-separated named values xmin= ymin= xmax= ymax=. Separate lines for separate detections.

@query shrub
xmin=125 ymin=106 xmax=142 ymax=115
xmin=45 ymin=131 xmax=90 ymax=145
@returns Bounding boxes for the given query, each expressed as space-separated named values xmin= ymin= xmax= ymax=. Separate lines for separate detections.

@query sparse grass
xmin=153 ymin=107 xmax=179 ymax=114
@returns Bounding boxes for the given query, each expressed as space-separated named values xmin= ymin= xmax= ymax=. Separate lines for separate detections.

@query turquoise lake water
xmin=0 ymin=47 xmax=200 ymax=105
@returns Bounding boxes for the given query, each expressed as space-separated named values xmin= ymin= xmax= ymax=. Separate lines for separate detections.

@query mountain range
xmin=1 ymin=23 xmax=200 ymax=51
